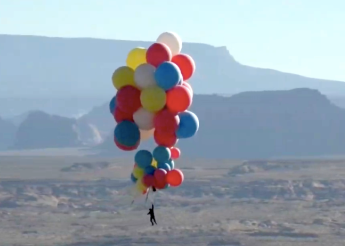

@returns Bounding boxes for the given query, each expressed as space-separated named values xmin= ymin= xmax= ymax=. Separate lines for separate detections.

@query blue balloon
xmin=114 ymin=121 xmax=140 ymax=147
xmin=109 ymin=96 xmax=116 ymax=114
xmin=153 ymin=146 xmax=171 ymax=163
xmin=167 ymin=159 xmax=175 ymax=169
xmin=135 ymin=150 xmax=153 ymax=169
xmin=130 ymin=173 xmax=137 ymax=183
xmin=154 ymin=61 xmax=182 ymax=91
xmin=157 ymin=162 xmax=171 ymax=171
xmin=144 ymin=166 xmax=156 ymax=175
xmin=164 ymin=184 xmax=170 ymax=189
xmin=176 ymin=111 xmax=199 ymax=139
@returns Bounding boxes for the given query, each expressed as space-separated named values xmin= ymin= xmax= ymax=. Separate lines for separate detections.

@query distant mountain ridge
xmin=1 ymin=34 xmax=345 ymax=99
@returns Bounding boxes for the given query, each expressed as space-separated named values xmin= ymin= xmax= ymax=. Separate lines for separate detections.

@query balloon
xmin=164 ymin=184 xmax=170 ymax=189
xmin=114 ymin=121 xmax=140 ymax=147
xmin=167 ymin=159 xmax=175 ymax=169
xmin=109 ymin=96 xmax=116 ymax=114
xmin=170 ymin=147 xmax=181 ymax=159
xmin=153 ymin=146 xmax=171 ymax=163
xmin=140 ymin=86 xmax=166 ymax=113
xmin=146 ymin=42 xmax=172 ymax=67
xmin=172 ymin=54 xmax=195 ymax=81
xmin=157 ymin=162 xmax=171 ymax=171
xmin=151 ymin=159 xmax=158 ymax=168
xmin=126 ymin=47 xmax=147 ymax=70
xmin=154 ymin=62 xmax=182 ymax=91
xmin=154 ymin=168 xmax=167 ymax=184
xmin=112 ymin=66 xmax=135 ymax=90
xmin=166 ymin=85 xmax=192 ymax=113
xmin=140 ymin=129 xmax=154 ymax=141
xmin=144 ymin=165 xmax=156 ymax=175
xmin=133 ymin=166 xmax=145 ymax=179
xmin=114 ymin=137 xmax=139 ymax=151
xmin=136 ymin=178 xmax=148 ymax=192
xmin=154 ymin=130 xmax=178 ymax=147
xmin=130 ymin=173 xmax=137 ymax=183
xmin=134 ymin=64 xmax=156 ymax=89
xmin=156 ymin=32 xmax=182 ymax=56
xmin=116 ymin=85 xmax=142 ymax=114
xmin=154 ymin=109 xmax=179 ymax=133
xmin=182 ymin=81 xmax=193 ymax=94
xmin=154 ymin=179 xmax=166 ymax=189
xmin=135 ymin=150 xmax=153 ymax=169
xmin=133 ymin=107 xmax=154 ymax=130
xmin=176 ymin=111 xmax=199 ymax=139
xmin=142 ymin=174 xmax=155 ymax=187
xmin=166 ymin=169 xmax=184 ymax=187
xmin=114 ymin=106 xmax=134 ymax=123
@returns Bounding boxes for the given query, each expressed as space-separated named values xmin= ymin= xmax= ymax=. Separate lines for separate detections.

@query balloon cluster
xmin=109 ymin=31 xmax=199 ymax=194
xmin=131 ymin=146 xmax=183 ymax=194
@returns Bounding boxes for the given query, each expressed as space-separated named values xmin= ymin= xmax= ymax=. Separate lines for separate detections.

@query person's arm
xmin=152 ymin=204 xmax=154 ymax=209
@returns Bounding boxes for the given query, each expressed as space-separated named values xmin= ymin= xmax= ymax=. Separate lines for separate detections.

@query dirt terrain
xmin=0 ymin=148 xmax=345 ymax=245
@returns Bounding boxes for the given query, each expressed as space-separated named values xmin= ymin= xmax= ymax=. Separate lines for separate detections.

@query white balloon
xmin=156 ymin=32 xmax=182 ymax=56
xmin=133 ymin=107 xmax=155 ymax=130
xmin=134 ymin=63 xmax=156 ymax=89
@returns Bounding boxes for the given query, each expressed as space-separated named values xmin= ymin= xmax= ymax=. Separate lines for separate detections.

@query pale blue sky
xmin=0 ymin=0 xmax=344 ymax=81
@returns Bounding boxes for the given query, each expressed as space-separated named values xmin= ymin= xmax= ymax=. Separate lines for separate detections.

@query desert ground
xmin=0 ymin=148 xmax=345 ymax=245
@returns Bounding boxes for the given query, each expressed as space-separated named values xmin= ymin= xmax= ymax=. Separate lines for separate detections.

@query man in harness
xmin=147 ymin=204 xmax=157 ymax=226
xmin=147 ymin=187 xmax=157 ymax=226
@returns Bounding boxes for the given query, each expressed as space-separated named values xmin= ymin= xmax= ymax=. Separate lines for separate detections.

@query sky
xmin=0 ymin=0 xmax=344 ymax=82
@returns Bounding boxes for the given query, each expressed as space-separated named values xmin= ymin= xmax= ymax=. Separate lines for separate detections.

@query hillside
xmin=10 ymin=111 xmax=101 ymax=150
xmin=92 ymin=88 xmax=345 ymax=159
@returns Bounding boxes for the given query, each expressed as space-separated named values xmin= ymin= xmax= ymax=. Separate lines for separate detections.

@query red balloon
xmin=114 ymin=137 xmax=139 ymax=151
xmin=146 ymin=42 xmax=172 ymax=67
xmin=114 ymin=106 xmax=134 ymax=123
xmin=154 ymin=168 xmax=167 ymax=189
xmin=116 ymin=85 xmax=141 ymax=114
xmin=154 ymin=129 xmax=178 ymax=147
xmin=170 ymin=147 xmax=181 ymax=159
xmin=154 ymin=179 xmax=166 ymax=189
xmin=181 ymin=81 xmax=193 ymax=94
xmin=166 ymin=85 xmax=192 ymax=113
xmin=166 ymin=169 xmax=184 ymax=187
xmin=172 ymin=54 xmax=195 ymax=81
xmin=142 ymin=174 xmax=155 ymax=187
xmin=153 ymin=109 xmax=180 ymax=134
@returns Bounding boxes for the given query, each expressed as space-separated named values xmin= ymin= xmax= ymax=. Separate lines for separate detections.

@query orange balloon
xmin=166 ymin=169 xmax=184 ymax=187
xmin=172 ymin=54 xmax=195 ymax=80
xmin=166 ymin=85 xmax=192 ymax=113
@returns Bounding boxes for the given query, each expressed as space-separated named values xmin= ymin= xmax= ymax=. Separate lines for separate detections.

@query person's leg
xmin=150 ymin=218 xmax=154 ymax=226
xmin=153 ymin=217 xmax=157 ymax=224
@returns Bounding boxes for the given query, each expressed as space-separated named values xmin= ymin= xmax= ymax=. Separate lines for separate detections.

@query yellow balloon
xmin=140 ymin=86 xmax=166 ymax=113
xmin=126 ymin=47 xmax=147 ymax=70
xmin=151 ymin=159 xmax=157 ymax=168
xmin=136 ymin=178 xmax=148 ymax=192
xmin=140 ymin=128 xmax=154 ymax=141
xmin=112 ymin=66 xmax=135 ymax=90
xmin=133 ymin=166 xmax=144 ymax=179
